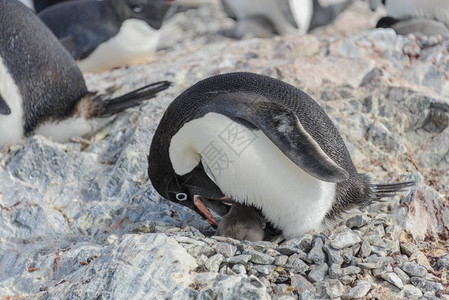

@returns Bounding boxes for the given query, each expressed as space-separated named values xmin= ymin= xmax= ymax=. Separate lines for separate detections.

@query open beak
xmin=193 ymin=195 xmax=236 ymax=226
xmin=194 ymin=195 xmax=218 ymax=226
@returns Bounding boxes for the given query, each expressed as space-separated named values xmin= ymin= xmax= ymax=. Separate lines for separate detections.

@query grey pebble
xmin=329 ymin=264 xmax=342 ymax=279
xmin=274 ymin=255 xmax=289 ymax=266
xmin=401 ymin=262 xmax=427 ymax=277
xmin=410 ymin=277 xmax=444 ymax=292
xmin=342 ymin=280 xmax=371 ymax=299
xmin=330 ymin=230 xmax=361 ymax=249
xmin=325 ymin=279 xmax=345 ymax=298
xmin=393 ymin=266 xmax=411 ymax=284
xmin=437 ymin=254 xmax=449 ymax=269
xmin=346 ymin=215 xmax=370 ymax=228
xmin=286 ymin=253 xmax=309 ymax=274
xmin=215 ymin=242 xmax=237 ymax=258
xmin=231 ymin=264 xmax=247 ymax=275
xmin=225 ymin=254 xmax=252 ymax=264
xmin=248 ymin=250 xmax=275 ymax=265
xmin=308 ymin=263 xmax=328 ymax=283
xmin=323 ymin=244 xmax=343 ymax=265
xmin=307 ymin=237 xmax=326 ymax=265
xmin=251 ymin=264 xmax=276 ymax=275
xmin=381 ymin=272 xmax=404 ymax=289
xmin=340 ymin=266 xmax=361 ymax=276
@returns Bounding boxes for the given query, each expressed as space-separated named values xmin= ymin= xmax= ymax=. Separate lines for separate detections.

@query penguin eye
xmin=176 ymin=193 xmax=188 ymax=201
xmin=133 ymin=5 xmax=143 ymax=13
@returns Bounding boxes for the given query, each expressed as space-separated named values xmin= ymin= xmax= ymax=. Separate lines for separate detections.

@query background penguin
xmin=370 ymin=0 xmax=449 ymax=28
xmin=18 ymin=0 xmax=74 ymax=12
xmin=147 ymin=72 xmax=413 ymax=240
xmin=38 ymin=0 xmax=173 ymax=73
xmin=376 ymin=16 xmax=449 ymax=36
xmin=221 ymin=0 xmax=354 ymax=38
xmin=0 ymin=0 xmax=170 ymax=150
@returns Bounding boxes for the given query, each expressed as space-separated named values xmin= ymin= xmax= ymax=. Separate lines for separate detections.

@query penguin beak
xmin=194 ymin=195 xmax=218 ymax=226
xmin=193 ymin=195 xmax=235 ymax=227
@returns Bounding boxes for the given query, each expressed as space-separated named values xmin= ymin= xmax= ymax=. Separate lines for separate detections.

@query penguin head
xmin=114 ymin=0 xmax=174 ymax=29
xmin=149 ymin=160 xmax=227 ymax=217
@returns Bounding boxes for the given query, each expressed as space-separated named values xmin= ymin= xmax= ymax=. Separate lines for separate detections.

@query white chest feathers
xmin=78 ymin=19 xmax=161 ymax=73
xmin=0 ymin=56 xmax=25 ymax=149
xmin=169 ymin=112 xmax=336 ymax=238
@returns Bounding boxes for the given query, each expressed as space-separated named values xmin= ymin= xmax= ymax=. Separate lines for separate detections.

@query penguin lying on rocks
xmin=0 ymin=0 xmax=170 ymax=150
xmin=370 ymin=0 xmax=449 ymax=29
xmin=221 ymin=0 xmax=354 ymax=38
xmin=376 ymin=16 xmax=449 ymax=36
xmin=148 ymin=72 xmax=414 ymax=241
xmin=39 ymin=0 xmax=174 ymax=72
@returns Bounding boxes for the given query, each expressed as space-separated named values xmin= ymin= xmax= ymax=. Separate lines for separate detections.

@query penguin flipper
xmin=0 ymin=95 xmax=11 ymax=115
xmin=236 ymin=102 xmax=349 ymax=182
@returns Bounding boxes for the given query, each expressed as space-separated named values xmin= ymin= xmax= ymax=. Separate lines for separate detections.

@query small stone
xmin=249 ymin=250 xmax=275 ymax=265
xmin=330 ymin=230 xmax=361 ymax=249
xmin=438 ymin=254 xmax=449 ymax=269
xmin=410 ymin=277 xmax=444 ymax=292
xmin=346 ymin=215 xmax=369 ymax=228
xmin=274 ymin=255 xmax=288 ymax=266
xmin=323 ymin=244 xmax=343 ymax=265
xmin=381 ymin=272 xmax=404 ymax=289
xmin=359 ymin=261 xmax=383 ymax=269
xmin=205 ymin=253 xmax=224 ymax=272
xmin=307 ymin=237 xmax=326 ymax=264
xmin=400 ymin=242 xmax=420 ymax=256
xmin=215 ymin=242 xmax=237 ymax=258
xmin=401 ymin=262 xmax=426 ymax=277
xmin=372 ymin=263 xmax=392 ymax=277
xmin=393 ymin=266 xmax=410 ymax=284
xmin=329 ymin=264 xmax=341 ymax=279
xmin=272 ymin=284 xmax=294 ymax=298
xmin=277 ymin=246 xmax=298 ymax=256
xmin=251 ymin=264 xmax=276 ymax=275
xmin=403 ymin=284 xmax=423 ymax=299
xmin=325 ymin=279 xmax=345 ymax=298
xmin=308 ymin=263 xmax=328 ymax=283
xmin=409 ymin=251 xmax=432 ymax=270
xmin=225 ymin=254 xmax=251 ymax=264
xmin=286 ymin=254 xmax=309 ymax=274
xmin=342 ymin=280 xmax=371 ymax=299
xmin=365 ymin=234 xmax=385 ymax=247
xmin=291 ymin=234 xmax=313 ymax=253
xmin=339 ymin=275 xmax=354 ymax=285
xmin=291 ymin=274 xmax=316 ymax=300
xmin=341 ymin=248 xmax=353 ymax=264
xmin=359 ymin=241 xmax=371 ymax=258
xmin=340 ymin=266 xmax=361 ymax=276
xmin=231 ymin=264 xmax=246 ymax=275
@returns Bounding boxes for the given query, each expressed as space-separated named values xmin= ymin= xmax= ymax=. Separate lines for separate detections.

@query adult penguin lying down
xmin=0 ymin=0 xmax=171 ymax=150
xmin=148 ymin=72 xmax=414 ymax=241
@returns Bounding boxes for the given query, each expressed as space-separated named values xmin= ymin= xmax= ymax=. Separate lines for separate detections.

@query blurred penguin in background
xmin=222 ymin=0 xmax=355 ymax=38
xmin=39 ymin=0 xmax=174 ymax=73
xmin=370 ymin=0 xmax=449 ymax=36
xmin=19 ymin=0 xmax=74 ymax=12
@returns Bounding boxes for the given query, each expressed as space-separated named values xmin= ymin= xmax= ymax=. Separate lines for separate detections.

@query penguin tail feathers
xmin=371 ymin=181 xmax=416 ymax=200
xmin=89 ymin=81 xmax=171 ymax=118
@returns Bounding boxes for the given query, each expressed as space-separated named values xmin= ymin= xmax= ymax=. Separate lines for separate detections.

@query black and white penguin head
xmin=112 ymin=0 xmax=174 ymax=29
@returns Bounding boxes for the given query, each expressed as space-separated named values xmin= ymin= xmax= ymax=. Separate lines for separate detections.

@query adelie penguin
xmin=148 ymin=72 xmax=414 ymax=241
xmin=221 ymin=0 xmax=354 ymax=38
xmin=370 ymin=0 xmax=449 ymax=29
xmin=0 ymin=0 xmax=170 ymax=150
xmin=38 ymin=0 xmax=173 ymax=73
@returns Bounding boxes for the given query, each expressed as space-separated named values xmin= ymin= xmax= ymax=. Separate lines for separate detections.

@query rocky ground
xmin=1 ymin=1 xmax=449 ymax=299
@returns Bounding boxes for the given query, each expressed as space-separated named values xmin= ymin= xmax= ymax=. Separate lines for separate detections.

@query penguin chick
xmin=0 ymin=0 xmax=170 ymax=150
xmin=147 ymin=72 xmax=414 ymax=239
xmin=216 ymin=203 xmax=266 ymax=242
xmin=39 ymin=0 xmax=174 ymax=72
